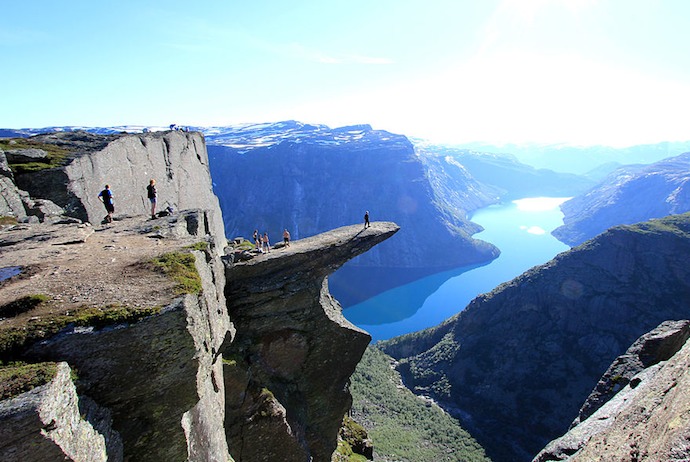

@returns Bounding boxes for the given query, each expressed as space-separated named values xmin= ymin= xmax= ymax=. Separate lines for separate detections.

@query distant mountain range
xmin=553 ymin=152 xmax=690 ymax=246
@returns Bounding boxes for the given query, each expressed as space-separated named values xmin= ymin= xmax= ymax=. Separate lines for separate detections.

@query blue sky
xmin=2 ymin=0 xmax=689 ymax=145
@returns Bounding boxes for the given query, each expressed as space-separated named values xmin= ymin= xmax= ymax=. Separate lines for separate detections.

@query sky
xmin=2 ymin=0 xmax=690 ymax=146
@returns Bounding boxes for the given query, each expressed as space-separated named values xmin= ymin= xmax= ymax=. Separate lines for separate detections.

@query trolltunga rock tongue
xmin=222 ymin=221 xmax=399 ymax=462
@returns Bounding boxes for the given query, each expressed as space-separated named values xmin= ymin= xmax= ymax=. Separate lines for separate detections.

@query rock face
xmin=10 ymin=130 xmax=226 ymax=252
xmin=534 ymin=320 xmax=690 ymax=461
xmin=0 ymin=152 xmax=28 ymax=220
xmin=0 ymin=362 xmax=116 ymax=462
xmin=381 ymin=213 xmax=690 ymax=462
xmin=553 ymin=152 xmax=690 ymax=246
xmin=223 ymin=222 xmax=399 ymax=462
xmin=206 ymin=121 xmax=499 ymax=272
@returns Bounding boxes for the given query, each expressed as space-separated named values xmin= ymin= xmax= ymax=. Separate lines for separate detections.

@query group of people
xmin=97 ymin=178 xmax=159 ymax=224
xmin=250 ymin=212 xmax=370 ymax=256
xmin=252 ymin=228 xmax=291 ymax=253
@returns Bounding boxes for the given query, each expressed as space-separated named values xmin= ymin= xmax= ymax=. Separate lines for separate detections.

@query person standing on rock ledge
xmin=98 ymin=184 xmax=115 ymax=223
xmin=262 ymin=232 xmax=271 ymax=253
xmin=283 ymin=229 xmax=291 ymax=247
xmin=364 ymin=211 xmax=370 ymax=229
xmin=147 ymin=179 xmax=157 ymax=219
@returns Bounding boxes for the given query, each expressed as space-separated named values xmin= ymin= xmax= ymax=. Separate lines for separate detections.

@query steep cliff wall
xmin=222 ymin=222 xmax=399 ymax=462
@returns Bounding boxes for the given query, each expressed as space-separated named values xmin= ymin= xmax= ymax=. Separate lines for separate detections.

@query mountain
xmin=413 ymin=141 xmax=595 ymax=199
xmin=204 ymin=121 xmax=501 ymax=302
xmin=458 ymin=141 xmax=690 ymax=175
xmin=553 ymin=152 xmax=690 ymax=246
xmin=379 ymin=213 xmax=690 ymax=462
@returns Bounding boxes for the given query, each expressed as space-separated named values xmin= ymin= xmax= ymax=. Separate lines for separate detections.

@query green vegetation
xmin=333 ymin=416 xmax=371 ymax=462
xmin=0 ymin=303 xmax=160 ymax=361
xmin=349 ymin=346 xmax=489 ymax=462
xmin=232 ymin=238 xmax=255 ymax=251
xmin=150 ymin=251 xmax=202 ymax=294
xmin=0 ymin=216 xmax=18 ymax=225
xmin=184 ymin=241 xmax=209 ymax=252
xmin=0 ymin=138 xmax=72 ymax=173
xmin=0 ymin=294 xmax=49 ymax=318
xmin=624 ymin=213 xmax=690 ymax=238
xmin=0 ymin=361 xmax=59 ymax=400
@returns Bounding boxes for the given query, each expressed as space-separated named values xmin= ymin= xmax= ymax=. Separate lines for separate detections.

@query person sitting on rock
xmin=98 ymin=184 xmax=115 ymax=223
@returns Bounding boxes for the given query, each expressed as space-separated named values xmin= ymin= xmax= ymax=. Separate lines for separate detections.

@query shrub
xmin=150 ymin=252 xmax=202 ymax=294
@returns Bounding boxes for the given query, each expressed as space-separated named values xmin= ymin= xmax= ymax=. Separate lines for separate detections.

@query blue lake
xmin=342 ymin=197 xmax=571 ymax=341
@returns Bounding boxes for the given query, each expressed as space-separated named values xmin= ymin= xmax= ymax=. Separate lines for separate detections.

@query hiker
xmin=262 ymin=232 xmax=270 ymax=253
xmin=364 ymin=210 xmax=370 ymax=228
xmin=253 ymin=229 xmax=261 ymax=252
xmin=147 ymin=179 xmax=157 ymax=219
xmin=98 ymin=184 xmax=115 ymax=223
xmin=283 ymin=229 xmax=291 ymax=247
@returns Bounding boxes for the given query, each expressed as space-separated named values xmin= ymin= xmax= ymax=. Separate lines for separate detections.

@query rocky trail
xmin=0 ymin=215 xmax=199 ymax=329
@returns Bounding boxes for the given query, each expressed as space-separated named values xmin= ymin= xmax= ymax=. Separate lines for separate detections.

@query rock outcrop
xmin=0 ymin=362 xmax=117 ymax=462
xmin=7 ymin=130 xmax=226 ymax=253
xmin=534 ymin=320 xmax=690 ymax=462
xmin=381 ymin=213 xmax=690 ymax=462
xmin=223 ymin=222 xmax=399 ymax=462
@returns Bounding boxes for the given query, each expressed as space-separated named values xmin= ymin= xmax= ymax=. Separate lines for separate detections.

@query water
xmin=0 ymin=266 xmax=21 ymax=282
xmin=343 ymin=197 xmax=571 ymax=341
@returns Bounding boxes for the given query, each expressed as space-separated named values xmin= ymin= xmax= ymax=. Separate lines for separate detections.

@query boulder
xmin=4 ymin=148 xmax=48 ymax=164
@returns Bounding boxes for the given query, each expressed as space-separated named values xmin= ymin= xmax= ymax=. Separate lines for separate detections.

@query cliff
xmin=381 ymin=212 xmax=690 ymax=462
xmin=553 ymin=152 xmax=690 ymax=246
xmin=0 ymin=131 xmax=398 ymax=461
xmin=534 ymin=320 xmax=690 ymax=461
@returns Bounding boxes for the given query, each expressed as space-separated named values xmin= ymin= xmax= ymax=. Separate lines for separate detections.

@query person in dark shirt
xmin=98 ymin=184 xmax=114 ymax=223
xmin=147 ymin=179 xmax=157 ymax=219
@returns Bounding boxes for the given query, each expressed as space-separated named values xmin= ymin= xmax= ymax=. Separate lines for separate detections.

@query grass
xmin=0 ymin=303 xmax=161 ymax=361
xmin=184 ymin=241 xmax=209 ymax=252
xmin=0 ymin=138 xmax=72 ymax=174
xmin=0 ymin=216 xmax=18 ymax=225
xmin=0 ymin=361 xmax=59 ymax=400
xmin=150 ymin=251 xmax=202 ymax=295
